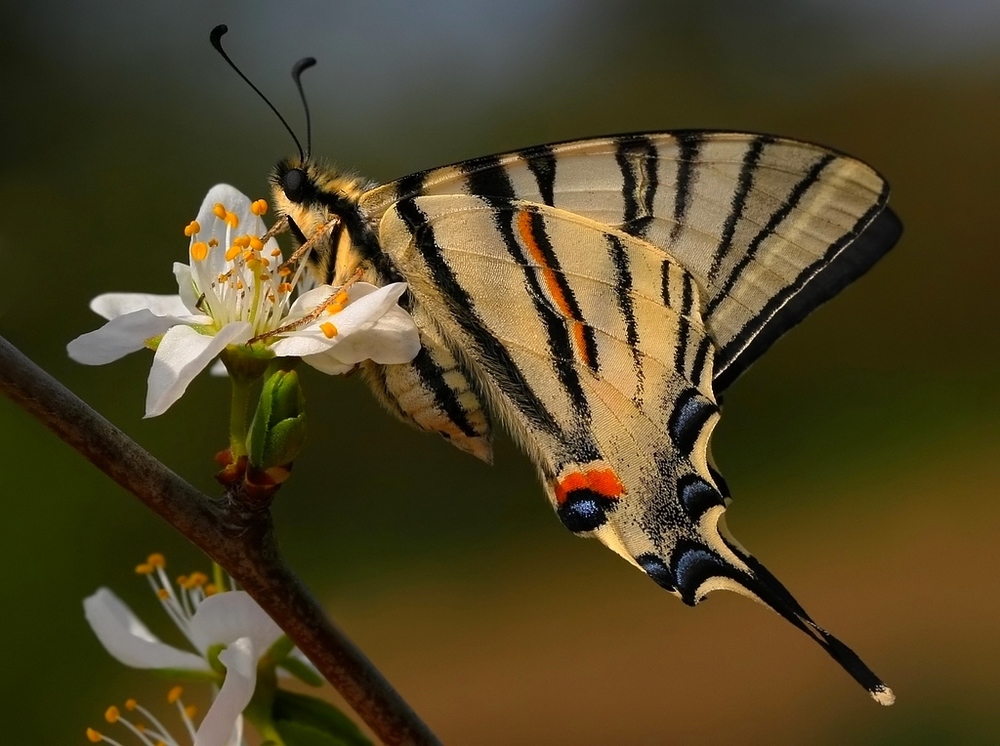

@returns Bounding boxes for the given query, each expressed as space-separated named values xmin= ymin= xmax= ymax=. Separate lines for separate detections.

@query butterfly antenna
xmin=292 ymin=57 xmax=317 ymax=159
xmin=210 ymin=24 xmax=306 ymax=161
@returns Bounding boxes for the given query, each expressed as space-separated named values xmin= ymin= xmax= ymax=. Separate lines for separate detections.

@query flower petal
xmin=188 ymin=590 xmax=283 ymax=654
xmin=83 ymin=588 xmax=209 ymax=671
xmin=144 ymin=322 xmax=252 ymax=417
xmin=193 ymin=637 xmax=256 ymax=746
xmin=300 ymin=353 xmax=355 ymax=375
xmin=68 ymin=309 xmax=181 ymax=365
xmin=319 ymin=305 xmax=422 ymax=365
xmin=173 ymin=262 xmax=203 ymax=315
xmin=271 ymin=282 xmax=416 ymax=362
xmin=90 ymin=292 xmax=193 ymax=321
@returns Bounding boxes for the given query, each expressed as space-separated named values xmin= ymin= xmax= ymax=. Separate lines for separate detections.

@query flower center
xmin=86 ymin=687 xmax=201 ymax=746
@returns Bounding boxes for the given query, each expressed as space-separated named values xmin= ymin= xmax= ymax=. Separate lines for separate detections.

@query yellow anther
xmin=176 ymin=574 xmax=188 ymax=588
xmin=225 ymin=245 xmax=241 ymax=262
xmin=213 ymin=203 xmax=227 ymax=219
xmin=320 ymin=322 xmax=338 ymax=339
xmin=236 ymin=281 xmax=245 ymax=290
xmin=261 ymin=257 xmax=270 ymax=268
xmin=335 ymin=291 xmax=349 ymax=305
xmin=243 ymin=249 xmax=255 ymax=263
xmin=136 ymin=723 xmax=147 ymax=733
xmin=278 ymin=282 xmax=293 ymax=293
xmin=86 ymin=728 xmax=103 ymax=743
xmin=191 ymin=242 xmax=209 ymax=262
xmin=234 ymin=234 xmax=251 ymax=248
xmin=104 ymin=706 xmax=120 ymax=723
xmin=147 ymin=553 xmax=166 ymax=568
xmin=135 ymin=563 xmax=153 ymax=575
xmin=157 ymin=588 xmax=170 ymax=600
xmin=251 ymin=199 xmax=268 ymax=215
xmin=269 ymin=247 xmax=281 ymax=257
xmin=259 ymin=273 xmax=269 ymax=281
xmin=183 ymin=220 xmax=200 ymax=237
xmin=167 ymin=686 xmax=183 ymax=704
xmin=189 ymin=571 xmax=208 ymax=586
xmin=204 ymin=583 xmax=218 ymax=595
xmin=325 ymin=302 xmax=344 ymax=315
xmin=184 ymin=704 xmax=198 ymax=719
xmin=225 ymin=212 xmax=239 ymax=229
xmin=208 ymin=238 xmax=219 ymax=247
xmin=125 ymin=698 xmax=138 ymax=711
xmin=279 ymin=266 xmax=292 ymax=277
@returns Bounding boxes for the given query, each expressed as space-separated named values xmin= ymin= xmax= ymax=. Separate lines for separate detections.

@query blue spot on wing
xmin=556 ymin=489 xmax=618 ymax=533
xmin=677 ymin=474 xmax=724 ymax=520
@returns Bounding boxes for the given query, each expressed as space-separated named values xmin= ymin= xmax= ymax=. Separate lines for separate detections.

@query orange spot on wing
xmin=571 ymin=321 xmax=594 ymax=368
xmin=517 ymin=211 xmax=594 ymax=368
xmin=587 ymin=468 xmax=624 ymax=498
xmin=554 ymin=466 xmax=624 ymax=504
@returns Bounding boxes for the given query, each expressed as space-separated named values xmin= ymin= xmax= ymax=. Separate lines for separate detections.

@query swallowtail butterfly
xmin=216 ymin=26 xmax=901 ymax=705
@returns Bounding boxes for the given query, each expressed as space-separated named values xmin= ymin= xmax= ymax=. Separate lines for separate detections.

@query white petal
xmin=190 ymin=185 xmax=248 ymax=300
xmin=321 ymin=305 xmax=422 ymax=365
xmin=188 ymin=591 xmax=283 ymax=655
xmin=300 ymin=353 xmax=355 ymax=375
xmin=271 ymin=282 xmax=413 ymax=360
xmin=173 ymin=262 xmax=203 ymax=315
xmin=67 ymin=309 xmax=180 ymax=365
xmin=90 ymin=292 xmax=191 ymax=321
xmin=269 ymin=331 xmax=339 ymax=358
xmin=194 ymin=637 xmax=256 ymax=746
xmin=209 ymin=359 xmax=229 ymax=377
xmin=144 ymin=322 xmax=252 ymax=418
xmin=83 ymin=588 xmax=208 ymax=671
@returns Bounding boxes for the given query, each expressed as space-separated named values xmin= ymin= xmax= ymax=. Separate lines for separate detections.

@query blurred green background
xmin=2 ymin=1 xmax=998 ymax=743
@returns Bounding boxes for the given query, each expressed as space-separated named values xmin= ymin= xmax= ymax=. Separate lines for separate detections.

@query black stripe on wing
xmin=714 ymin=202 xmax=902 ymax=392
xmin=606 ymin=234 xmax=643 ymax=394
xmin=615 ymin=135 xmax=659 ymax=239
xmin=393 ymin=193 xmax=564 ymax=440
xmin=410 ymin=346 xmax=480 ymax=439
xmin=669 ymin=132 xmax=703 ymax=243
xmin=519 ymin=143 xmax=557 ymax=207
xmin=708 ymin=135 xmax=773 ymax=283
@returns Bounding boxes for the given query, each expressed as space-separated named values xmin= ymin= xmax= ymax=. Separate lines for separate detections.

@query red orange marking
xmin=553 ymin=466 xmax=625 ymax=504
xmin=517 ymin=210 xmax=595 ymax=368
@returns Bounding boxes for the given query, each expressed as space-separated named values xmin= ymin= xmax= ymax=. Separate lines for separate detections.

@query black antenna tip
xmin=292 ymin=57 xmax=317 ymax=78
xmin=210 ymin=24 xmax=229 ymax=48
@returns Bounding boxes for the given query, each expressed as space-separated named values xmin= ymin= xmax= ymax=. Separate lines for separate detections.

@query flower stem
xmin=229 ymin=375 xmax=254 ymax=460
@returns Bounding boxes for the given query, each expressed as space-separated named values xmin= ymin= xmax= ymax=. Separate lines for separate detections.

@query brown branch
xmin=0 ymin=336 xmax=440 ymax=746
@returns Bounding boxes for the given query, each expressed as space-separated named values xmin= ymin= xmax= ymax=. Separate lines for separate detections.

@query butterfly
xmin=211 ymin=26 xmax=901 ymax=706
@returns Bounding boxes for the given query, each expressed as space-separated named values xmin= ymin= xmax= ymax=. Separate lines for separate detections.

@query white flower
xmin=86 ymin=687 xmax=245 ymax=746
xmin=67 ymin=184 xmax=420 ymax=416
xmin=83 ymin=555 xmax=281 ymax=746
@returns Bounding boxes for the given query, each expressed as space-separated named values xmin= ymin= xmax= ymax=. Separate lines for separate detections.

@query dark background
xmin=2 ymin=1 xmax=998 ymax=743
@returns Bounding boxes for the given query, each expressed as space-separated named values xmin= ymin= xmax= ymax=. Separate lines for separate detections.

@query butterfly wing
xmin=363 ymin=132 xmax=901 ymax=392
xmin=357 ymin=132 xmax=899 ymax=703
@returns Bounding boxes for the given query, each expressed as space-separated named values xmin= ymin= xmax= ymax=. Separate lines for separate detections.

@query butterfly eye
xmin=282 ymin=168 xmax=308 ymax=203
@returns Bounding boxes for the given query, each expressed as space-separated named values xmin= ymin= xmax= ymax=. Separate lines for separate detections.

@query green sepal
xmin=146 ymin=667 xmax=222 ymax=684
xmin=272 ymin=690 xmax=372 ymax=746
xmin=247 ymin=369 xmax=307 ymax=470
xmin=277 ymin=654 xmax=324 ymax=687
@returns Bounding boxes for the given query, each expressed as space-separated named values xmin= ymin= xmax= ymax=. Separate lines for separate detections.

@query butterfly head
xmin=270 ymin=158 xmax=371 ymax=284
